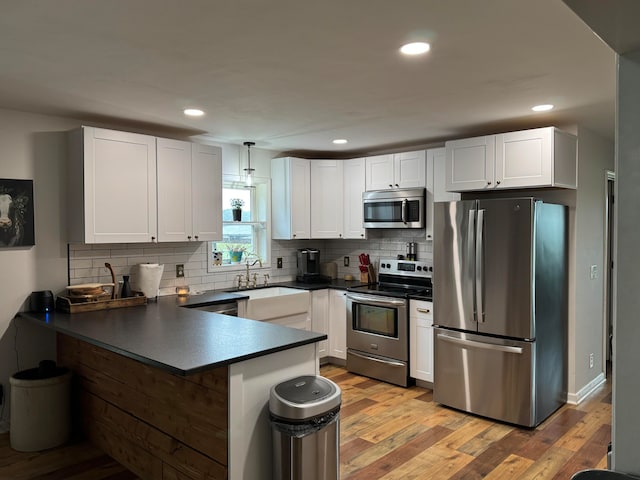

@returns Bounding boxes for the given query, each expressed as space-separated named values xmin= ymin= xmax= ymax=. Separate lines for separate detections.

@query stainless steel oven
xmin=345 ymin=258 xmax=433 ymax=387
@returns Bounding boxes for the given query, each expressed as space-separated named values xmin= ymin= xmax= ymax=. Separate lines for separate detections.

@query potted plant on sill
xmin=230 ymin=198 xmax=244 ymax=222
xmin=228 ymin=244 xmax=247 ymax=263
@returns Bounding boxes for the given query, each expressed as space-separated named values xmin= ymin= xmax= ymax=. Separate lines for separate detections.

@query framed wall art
xmin=0 ymin=179 xmax=35 ymax=247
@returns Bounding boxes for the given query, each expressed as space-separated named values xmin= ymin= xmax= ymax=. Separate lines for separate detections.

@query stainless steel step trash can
xmin=571 ymin=470 xmax=640 ymax=479
xmin=269 ymin=375 xmax=341 ymax=480
xmin=9 ymin=360 xmax=72 ymax=452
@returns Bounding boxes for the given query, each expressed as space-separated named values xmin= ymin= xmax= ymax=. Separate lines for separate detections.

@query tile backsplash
xmin=68 ymin=229 xmax=433 ymax=296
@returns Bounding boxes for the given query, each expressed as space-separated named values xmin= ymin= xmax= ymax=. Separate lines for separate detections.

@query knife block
xmin=359 ymin=272 xmax=369 ymax=283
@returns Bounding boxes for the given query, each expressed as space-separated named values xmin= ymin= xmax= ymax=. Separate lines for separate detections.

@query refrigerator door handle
xmin=468 ymin=209 xmax=477 ymax=323
xmin=437 ymin=333 xmax=523 ymax=354
xmin=475 ymin=209 xmax=485 ymax=323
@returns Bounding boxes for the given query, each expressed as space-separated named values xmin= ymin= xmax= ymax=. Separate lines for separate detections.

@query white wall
xmin=613 ymin=48 xmax=640 ymax=475
xmin=0 ymin=109 xmax=77 ymax=431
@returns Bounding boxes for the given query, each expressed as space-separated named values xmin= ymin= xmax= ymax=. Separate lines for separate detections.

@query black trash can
xmin=571 ymin=470 xmax=640 ymax=479
xmin=269 ymin=375 xmax=341 ymax=480
xmin=9 ymin=360 xmax=72 ymax=452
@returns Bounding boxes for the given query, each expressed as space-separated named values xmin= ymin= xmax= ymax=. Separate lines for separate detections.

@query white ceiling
xmin=0 ymin=0 xmax=616 ymax=157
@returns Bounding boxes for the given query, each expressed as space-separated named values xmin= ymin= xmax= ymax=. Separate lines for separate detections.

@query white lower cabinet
xmin=311 ymin=289 xmax=329 ymax=358
xmin=409 ymin=300 xmax=434 ymax=383
xmin=329 ymin=289 xmax=347 ymax=361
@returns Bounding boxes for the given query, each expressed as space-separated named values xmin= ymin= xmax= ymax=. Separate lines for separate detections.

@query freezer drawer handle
xmin=416 ymin=307 xmax=431 ymax=314
xmin=437 ymin=334 xmax=523 ymax=354
xmin=349 ymin=350 xmax=406 ymax=367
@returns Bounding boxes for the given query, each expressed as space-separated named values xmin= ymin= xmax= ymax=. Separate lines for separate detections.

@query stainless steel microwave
xmin=362 ymin=187 xmax=425 ymax=229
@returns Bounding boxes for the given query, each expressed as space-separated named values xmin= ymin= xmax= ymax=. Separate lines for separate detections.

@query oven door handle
xmin=346 ymin=293 xmax=406 ymax=307
xmin=349 ymin=350 xmax=406 ymax=368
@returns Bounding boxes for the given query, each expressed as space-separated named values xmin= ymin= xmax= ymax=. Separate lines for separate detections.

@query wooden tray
xmin=56 ymin=293 xmax=147 ymax=313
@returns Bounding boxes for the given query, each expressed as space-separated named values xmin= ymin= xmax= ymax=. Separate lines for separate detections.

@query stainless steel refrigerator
xmin=433 ymin=197 xmax=567 ymax=427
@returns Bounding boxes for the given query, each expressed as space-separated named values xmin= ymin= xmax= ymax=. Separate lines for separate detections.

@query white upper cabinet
xmin=311 ymin=160 xmax=344 ymax=238
xmin=191 ymin=143 xmax=223 ymax=241
xmin=68 ymin=126 xmax=158 ymax=244
xmin=157 ymin=139 xmax=222 ymax=242
xmin=365 ymin=151 xmax=425 ymax=191
xmin=69 ymin=127 xmax=221 ymax=244
xmin=426 ymin=148 xmax=460 ymax=240
xmin=445 ymin=127 xmax=577 ymax=192
xmin=271 ymin=157 xmax=311 ymax=239
xmin=343 ymin=158 xmax=367 ymax=239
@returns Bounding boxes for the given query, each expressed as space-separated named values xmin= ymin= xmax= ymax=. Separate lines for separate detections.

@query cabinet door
xmin=343 ymin=158 xmax=367 ymax=239
xmin=157 ymin=138 xmax=192 ymax=242
xmin=329 ymin=290 xmax=347 ymax=360
xmin=495 ymin=127 xmax=552 ymax=189
xmin=311 ymin=160 xmax=344 ymax=238
xmin=290 ymin=158 xmax=311 ymax=239
xmin=311 ymin=289 xmax=329 ymax=358
xmin=426 ymin=148 xmax=461 ymax=241
xmin=83 ymin=127 xmax=157 ymax=243
xmin=445 ymin=136 xmax=495 ymax=192
xmin=192 ymin=144 xmax=222 ymax=241
xmin=365 ymin=154 xmax=395 ymax=190
xmin=409 ymin=300 xmax=434 ymax=382
xmin=394 ymin=150 xmax=426 ymax=188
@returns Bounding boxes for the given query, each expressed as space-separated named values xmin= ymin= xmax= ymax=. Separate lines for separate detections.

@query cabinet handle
xmin=339 ymin=233 xmax=342 ymax=238
xmin=487 ymin=181 xmax=492 ymax=185
xmin=388 ymin=184 xmax=393 ymax=188
xmin=496 ymin=180 xmax=501 ymax=185
xmin=395 ymin=183 xmax=399 ymax=187
xmin=416 ymin=308 xmax=431 ymax=314
xmin=187 ymin=236 xmax=192 ymax=240
xmin=194 ymin=235 xmax=199 ymax=240
xmin=360 ymin=234 xmax=364 ymax=237
xmin=293 ymin=234 xmax=297 ymax=238
xmin=151 ymin=236 xmax=156 ymax=242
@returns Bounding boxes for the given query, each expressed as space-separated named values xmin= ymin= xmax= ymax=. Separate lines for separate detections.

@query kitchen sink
xmin=242 ymin=287 xmax=310 ymax=321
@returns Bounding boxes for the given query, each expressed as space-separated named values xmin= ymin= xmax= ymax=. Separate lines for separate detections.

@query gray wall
xmin=613 ymin=49 xmax=640 ymax=474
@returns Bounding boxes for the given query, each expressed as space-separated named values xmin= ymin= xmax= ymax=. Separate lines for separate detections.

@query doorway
xmin=604 ymin=171 xmax=615 ymax=374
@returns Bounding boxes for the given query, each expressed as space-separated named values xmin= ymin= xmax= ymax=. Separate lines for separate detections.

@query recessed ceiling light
xmin=184 ymin=108 xmax=205 ymax=117
xmin=333 ymin=139 xmax=348 ymax=145
xmin=532 ymin=104 xmax=554 ymax=112
xmin=400 ymin=42 xmax=430 ymax=55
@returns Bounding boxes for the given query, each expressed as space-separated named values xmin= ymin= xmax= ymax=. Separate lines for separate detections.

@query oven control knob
xmin=417 ymin=266 xmax=422 ymax=271
xmin=384 ymin=263 xmax=390 ymax=269
xmin=429 ymin=266 xmax=433 ymax=272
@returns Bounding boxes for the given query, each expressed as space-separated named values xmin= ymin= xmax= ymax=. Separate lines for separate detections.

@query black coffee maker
xmin=296 ymin=248 xmax=330 ymax=283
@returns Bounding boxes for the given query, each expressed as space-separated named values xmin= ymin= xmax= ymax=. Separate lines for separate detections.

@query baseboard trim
xmin=566 ymin=372 xmax=607 ymax=405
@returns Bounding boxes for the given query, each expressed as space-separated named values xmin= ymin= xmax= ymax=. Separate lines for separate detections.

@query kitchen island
xmin=18 ymin=293 xmax=326 ymax=480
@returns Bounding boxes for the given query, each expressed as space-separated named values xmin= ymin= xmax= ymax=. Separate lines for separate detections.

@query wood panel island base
xmin=58 ymin=333 xmax=318 ymax=480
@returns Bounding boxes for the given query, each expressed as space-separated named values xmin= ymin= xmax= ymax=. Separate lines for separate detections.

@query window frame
xmin=207 ymin=175 xmax=271 ymax=273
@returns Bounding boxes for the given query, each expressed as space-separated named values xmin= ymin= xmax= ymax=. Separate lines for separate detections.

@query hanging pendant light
xmin=243 ymin=141 xmax=256 ymax=187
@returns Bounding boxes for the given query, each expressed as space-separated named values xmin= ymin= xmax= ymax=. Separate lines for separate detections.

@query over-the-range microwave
xmin=362 ymin=187 xmax=425 ymax=229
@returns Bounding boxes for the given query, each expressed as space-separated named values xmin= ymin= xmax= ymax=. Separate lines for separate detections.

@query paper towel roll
xmin=132 ymin=263 xmax=164 ymax=299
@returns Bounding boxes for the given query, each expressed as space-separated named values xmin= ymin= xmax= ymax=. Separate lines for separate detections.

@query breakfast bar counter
xmin=18 ymin=295 xmax=326 ymax=480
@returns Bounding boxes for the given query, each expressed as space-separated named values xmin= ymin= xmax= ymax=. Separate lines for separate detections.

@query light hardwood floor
xmin=0 ymin=365 xmax=611 ymax=479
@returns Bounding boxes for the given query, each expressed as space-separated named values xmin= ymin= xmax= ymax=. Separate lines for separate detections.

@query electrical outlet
xmin=589 ymin=353 xmax=594 ymax=369
xmin=277 ymin=257 xmax=283 ymax=269
xmin=344 ymin=256 xmax=350 ymax=267
xmin=176 ymin=264 xmax=185 ymax=278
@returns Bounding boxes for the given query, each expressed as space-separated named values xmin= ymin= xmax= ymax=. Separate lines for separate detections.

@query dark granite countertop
xmin=221 ymin=278 xmax=368 ymax=294
xmin=18 ymin=293 xmax=326 ymax=377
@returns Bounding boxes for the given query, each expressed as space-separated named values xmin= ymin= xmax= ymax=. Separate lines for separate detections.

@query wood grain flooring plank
xmin=343 ymin=425 xmax=452 ymax=479
xmin=483 ymin=454 xmax=534 ymax=480
xmin=519 ymin=446 xmax=575 ymax=480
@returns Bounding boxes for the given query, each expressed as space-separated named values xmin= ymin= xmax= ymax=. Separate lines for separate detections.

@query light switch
xmin=590 ymin=265 xmax=598 ymax=280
